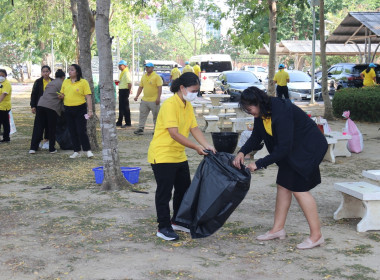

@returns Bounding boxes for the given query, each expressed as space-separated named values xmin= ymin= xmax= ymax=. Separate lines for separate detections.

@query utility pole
xmin=309 ymin=0 xmax=319 ymax=105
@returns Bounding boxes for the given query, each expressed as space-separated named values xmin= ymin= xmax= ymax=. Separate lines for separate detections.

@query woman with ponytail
xmin=148 ymin=72 xmax=216 ymax=241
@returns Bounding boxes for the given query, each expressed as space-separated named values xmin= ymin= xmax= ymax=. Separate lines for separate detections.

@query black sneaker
xmin=156 ymin=227 xmax=179 ymax=241
xmin=116 ymin=122 xmax=122 ymax=127
xmin=122 ymin=124 xmax=131 ymax=128
xmin=133 ymin=128 xmax=144 ymax=135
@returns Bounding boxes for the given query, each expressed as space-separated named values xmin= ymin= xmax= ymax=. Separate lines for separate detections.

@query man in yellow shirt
xmin=0 ymin=69 xmax=12 ymax=142
xmin=360 ymin=63 xmax=377 ymax=87
xmin=182 ymin=61 xmax=194 ymax=74
xmin=170 ymin=64 xmax=181 ymax=84
xmin=193 ymin=62 xmax=201 ymax=78
xmin=134 ymin=62 xmax=163 ymax=135
xmin=116 ymin=60 xmax=132 ymax=127
xmin=273 ymin=64 xmax=290 ymax=99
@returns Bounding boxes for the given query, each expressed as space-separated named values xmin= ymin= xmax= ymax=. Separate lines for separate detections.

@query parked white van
xmin=189 ymin=54 xmax=232 ymax=94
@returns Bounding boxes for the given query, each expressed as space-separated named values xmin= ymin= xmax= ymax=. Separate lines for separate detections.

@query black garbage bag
xmin=175 ymin=152 xmax=251 ymax=239
xmin=55 ymin=113 xmax=73 ymax=150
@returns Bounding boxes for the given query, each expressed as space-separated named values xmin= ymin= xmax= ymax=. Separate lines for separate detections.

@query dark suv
xmin=317 ymin=63 xmax=380 ymax=90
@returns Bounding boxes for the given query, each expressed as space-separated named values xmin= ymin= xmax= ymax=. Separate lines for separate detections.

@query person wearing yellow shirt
xmin=30 ymin=65 xmax=52 ymax=148
xmin=360 ymin=63 xmax=377 ymax=87
xmin=181 ymin=61 xmax=194 ymax=74
xmin=59 ymin=64 xmax=94 ymax=159
xmin=133 ymin=62 xmax=163 ymax=135
xmin=116 ymin=60 xmax=132 ymax=128
xmin=148 ymin=72 xmax=216 ymax=241
xmin=170 ymin=64 xmax=181 ymax=83
xmin=193 ymin=62 xmax=201 ymax=78
xmin=0 ymin=69 xmax=12 ymax=143
xmin=273 ymin=64 xmax=290 ymax=99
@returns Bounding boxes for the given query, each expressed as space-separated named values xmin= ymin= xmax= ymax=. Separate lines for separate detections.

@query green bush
xmin=332 ymin=86 xmax=380 ymax=122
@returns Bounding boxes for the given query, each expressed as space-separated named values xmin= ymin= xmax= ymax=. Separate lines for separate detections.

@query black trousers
xmin=30 ymin=106 xmax=58 ymax=152
xmin=151 ymin=161 xmax=191 ymax=229
xmin=276 ymin=85 xmax=289 ymax=99
xmin=0 ymin=110 xmax=10 ymax=141
xmin=117 ymin=89 xmax=131 ymax=125
xmin=64 ymin=103 xmax=91 ymax=152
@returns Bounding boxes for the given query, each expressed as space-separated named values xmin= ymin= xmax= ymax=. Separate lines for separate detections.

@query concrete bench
xmin=324 ymin=131 xmax=352 ymax=157
xmin=229 ymin=117 xmax=255 ymax=132
xmin=191 ymin=103 xmax=203 ymax=114
xmin=362 ymin=170 xmax=380 ymax=182
xmin=323 ymin=137 xmax=337 ymax=163
xmin=206 ymin=105 xmax=223 ymax=115
xmin=334 ymin=181 xmax=380 ymax=232
xmin=203 ymin=115 xmax=220 ymax=133
xmin=218 ymin=112 xmax=236 ymax=129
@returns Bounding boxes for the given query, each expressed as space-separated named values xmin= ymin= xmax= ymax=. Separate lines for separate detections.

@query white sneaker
xmin=29 ymin=150 xmax=36 ymax=154
xmin=87 ymin=151 xmax=94 ymax=158
xmin=50 ymin=150 xmax=57 ymax=154
xmin=69 ymin=152 xmax=81 ymax=159
xmin=42 ymin=142 xmax=49 ymax=150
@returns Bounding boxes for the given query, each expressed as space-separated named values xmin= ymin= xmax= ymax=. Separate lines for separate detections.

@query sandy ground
xmin=0 ymin=84 xmax=380 ymax=280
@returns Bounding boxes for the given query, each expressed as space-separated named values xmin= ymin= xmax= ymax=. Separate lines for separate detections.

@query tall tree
xmin=70 ymin=0 xmax=99 ymax=150
xmin=267 ymin=0 xmax=277 ymax=96
xmin=319 ymin=0 xmax=333 ymax=120
xmin=96 ymin=0 xmax=128 ymax=190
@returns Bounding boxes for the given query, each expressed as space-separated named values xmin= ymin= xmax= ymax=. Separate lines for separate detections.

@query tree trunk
xmin=319 ymin=0 xmax=333 ymax=120
xmin=76 ymin=0 xmax=99 ymax=150
xmin=95 ymin=0 xmax=128 ymax=190
xmin=70 ymin=0 xmax=80 ymax=63
xmin=267 ymin=0 xmax=277 ymax=96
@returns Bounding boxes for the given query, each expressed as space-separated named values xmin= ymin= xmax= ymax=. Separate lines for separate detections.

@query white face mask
xmin=0 ymin=77 xmax=5 ymax=83
xmin=183 ymin=91 xmax=198 ymax=102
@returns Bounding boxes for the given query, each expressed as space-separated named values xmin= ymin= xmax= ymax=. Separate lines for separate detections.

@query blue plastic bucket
xmin=92 ymin=166 xmax=141 ymax=184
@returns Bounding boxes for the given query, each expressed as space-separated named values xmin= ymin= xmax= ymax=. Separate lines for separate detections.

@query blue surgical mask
xmin=0 ymin=77 xmax=5 ymax=83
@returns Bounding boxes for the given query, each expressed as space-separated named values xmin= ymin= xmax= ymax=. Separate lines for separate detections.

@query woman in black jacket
xmin=233 ymin=87 xmax=328 ymax=250
xmin=30 ymin=65 xmax=53 ymax=148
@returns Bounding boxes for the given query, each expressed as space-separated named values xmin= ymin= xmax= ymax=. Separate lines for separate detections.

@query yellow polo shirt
xmin=119 ymin=68 xmax=131 ymax=89
xmin=139 ymin=71 xmax=163 ymax=102
xmin=171 ymin=67 xmax=181 ymax=80
xmin=361 ymin=68 xmax=376 ymax=87
xmin=148 ymin=94 xmax=198 ymax=164
xmin=182 ymin=65 xmax=194 ymax=74
xmin=0 ymin=79 xmax=12 ymax=110
xmin=274 ymin=70 xmax=289 ymax=86
xmin=193 ymin=64 xmax=201 ymax=77
xmin=262 ymin=117 xmax=272 ymax=136
xmin=61 ymin=78 xmax=92 ymax=106
xmin=43 ymin=78 xmax=51 ymax=91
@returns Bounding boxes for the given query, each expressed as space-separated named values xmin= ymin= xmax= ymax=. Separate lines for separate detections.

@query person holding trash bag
xmin=232 ymin=87 xmax=328 ymax=250
xmin=148 ymin=72 xmax=216 ymax=241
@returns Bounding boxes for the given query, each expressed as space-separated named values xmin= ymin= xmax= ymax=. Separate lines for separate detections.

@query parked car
xmin=190 ymin=54 xmax=233 ymax=94
xmin=214 ymin=71 xmax=266 ymax=102
xmin=317 ymin=63 xmax=380 ymax=90
xmin=287 ymin=70 xmax=322 ymax=101
xmin=240 ymin=65 xmax=268 ymax=81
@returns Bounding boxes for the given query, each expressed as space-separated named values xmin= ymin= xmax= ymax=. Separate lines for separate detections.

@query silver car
xmin=287 ymin=70 xmax=322 ymax=101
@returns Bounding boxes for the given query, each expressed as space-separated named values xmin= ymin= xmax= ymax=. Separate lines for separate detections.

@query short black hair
xmin=55 ymin=69 xmax=65 ymax=78
xmin=239 ymin=86 xmax=272 ymax=118
xmin=70 ymin=64 xmax=83 ymax=82
xmin=0 ymin=69 xmax=7 ymax=77
xmin=41 ymin=65 xmax=51 ymax=72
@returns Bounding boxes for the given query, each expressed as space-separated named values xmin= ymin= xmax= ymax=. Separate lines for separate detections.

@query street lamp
xmin=308 ymin=0 xmax=319 ymax=104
